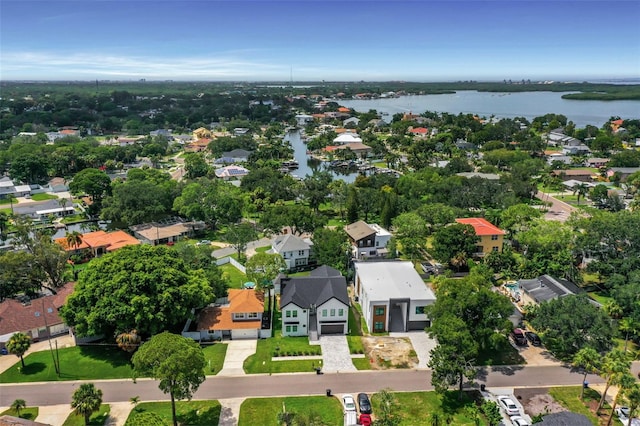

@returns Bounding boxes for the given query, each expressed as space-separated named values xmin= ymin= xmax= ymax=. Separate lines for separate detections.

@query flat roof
xmin=355 ymin=261 xmax=436 ymax=302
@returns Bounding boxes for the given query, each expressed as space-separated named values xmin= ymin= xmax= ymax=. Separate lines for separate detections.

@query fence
xmin=215 ymin=256 xmax=246 ymax=274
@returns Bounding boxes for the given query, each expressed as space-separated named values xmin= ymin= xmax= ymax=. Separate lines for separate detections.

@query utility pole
xmin=40 ymin=299 xmax=60 ymax=376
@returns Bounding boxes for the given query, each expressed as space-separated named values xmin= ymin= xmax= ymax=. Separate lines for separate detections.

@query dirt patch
xmin=362 ymin=336 xmax=418 ymax=369
xmin=514 ymin=388 xmax=565 ymax=416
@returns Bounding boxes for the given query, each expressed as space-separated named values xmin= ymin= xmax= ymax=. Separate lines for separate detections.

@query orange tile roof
xmin=410 ymin=127 xmax=428 ymax=134
xmin=337 ymin=107 xmax=350 ymax=113
xmin=55 ymin=230 xmax=140 ymax=252
xmin=197 ymin=290 xmax=263 ymax=331
xmin=455 ymin=218 xmax=506 ymax=236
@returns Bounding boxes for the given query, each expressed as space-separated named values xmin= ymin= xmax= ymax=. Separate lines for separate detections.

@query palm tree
xmin=619 ymin=317 xmax=639 ymax=352
xmin=71 ymin=383 xmax=103 ymax=426
xmin=572 ymin=347 xmax=601 ymax=400
xmin=6 ymin=332 xmax=31 ymax=368
xmin=607 ymin=372 xmax=636 ymax=426
xmin=7 ymin=194 xmax=16 ymax=215
xmin=598 ymin=349 xmax=631 ymax=411
xmin=573 ymin=183 xmax=589 ymax=205
xmin=11 ymin=399 xmax=26 ymax=417
xmin=65 ymin=230 xmax=83 ymax=251
xmin=129 ymin=396 xmax=140 ymax=411
xmin=116 ymin=330 xmax=141 ymax=353
xmin=623 ymin=383 xmax=640 ymax=424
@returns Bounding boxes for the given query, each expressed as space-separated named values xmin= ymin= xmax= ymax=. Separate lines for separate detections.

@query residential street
xmin=535 ymin=191 xmax=578 ymax=222
xmin=4 ymin=364 xmax=639 ymax=407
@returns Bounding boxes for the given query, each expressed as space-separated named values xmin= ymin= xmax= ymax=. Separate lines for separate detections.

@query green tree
xmin=260 ymin=204 xmax=326 ymax=236
xmin=391 ymin=213 xmax=428 ymax=262
xmin=60 ymin=245 xmax=212 ymax=338
xmin=531 ymin=294 xmax=615 ymax=359
xmin=597 ymin=349 xmax=632 ymax=411
xmin=619 ymin=317 xmax=639 ymax=352
xmin=373 ymin=389 xmax=400 ymax=426
xmin=606 ymin=372 xmax=636 ymax=426
xmin=301 ymin=170 xmax=332 ymax=212
xmin=101 ymin=179 xmax=174 ymax=226
xmin=10 ymin=399 xmax=26 ymax=418
xmin=69 ymin=168 xmax=111 ymax=212
xmin=226 ymin=222 xmax=257 ymax=262
xmin=70 ymin=383 xmax=103 ymax=426
xmin=183 ymin=153 xmax=210 ymax=179
xmin=480 ymin=400 xmax=502 ymax=426
xmin=173 ymin=178 xmax=243 ymax=230
xmin=116 ymin=330 xmax=141 ymax=353
xmin=572 ymin=347 xmax=602 ymax=400
xmin=428 ymin=335 xmax=478 ymax=398
xmin=499 ymin=203 xmax=541 ymax=236
xmin=0 ymin=251 xmax=42 ymax=301
xmin=311 ymin=228 xmax=350 ymax=275
xmin=623 ymin=383 xmax=640 ymax=424
xmin=346 ymin=186 xmax=359 ymax=223
xmin=245 ymin=252 xmax=286 ymax=313
xmin=6 ymin=332 xmax=31 ymax=369
xmin=431 ymin=223 xmax=479 ymax=268
xmin=132 ymin=332 xmax=206 ymax=426
xmin=573 ymin=182 xmax=590 ymax=205
xmin=65 ymin=230 xmax=83 ymax=251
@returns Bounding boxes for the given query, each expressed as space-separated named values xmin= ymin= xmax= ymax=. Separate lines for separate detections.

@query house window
xmin=247 ymin=312 xmax=258 ymax=319
xmin=375 ymin=307 xmax=385 ymax=316
xmin=292 ymin=310 xmax=298 ymax=318
xmin=374 ymin=322 xmax=384 ymax=331
xmin=285 ymin=311 xmax=291 ymax=318
xmin=491 ymin=235 xmax=499 ymax=240
xmin=322 ymin=309 xmax=328 ymax=317
xmin=208 ymin=330 xmax=216 ymax=334
xmin=338 ymin=309 xmax=344 ymax=316
xmin=292 ymin=325 xmax=298 ymax=332
xmin=415 ymin=306 xmax=425 ymax=315
xmin=298 ymin=250 xmax=305 ymax=256
xmin=492 ymin=246 xmax=499 ymax=252
xmin=330 ymin=309 xmax=335 ymax=316
xmin=233 ymin=313 xmax=245 ymax=320
xmin=286 ymin=325 xmax=291 ymax=333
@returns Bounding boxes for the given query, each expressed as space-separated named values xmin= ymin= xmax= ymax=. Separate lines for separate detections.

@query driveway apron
xmin=217 ymin=340 xmax=257 ymax=376
xmin=318 ymin=335 xmax=356 ymax=373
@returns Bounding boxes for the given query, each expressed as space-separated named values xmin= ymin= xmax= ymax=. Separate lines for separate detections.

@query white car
xmin=497 ymin=396 xmax=520 ymax=416
xmin=342 ymin=394 xmax=356 ymax=412
xmin=510 ymin=416 xmax=530 ymax=426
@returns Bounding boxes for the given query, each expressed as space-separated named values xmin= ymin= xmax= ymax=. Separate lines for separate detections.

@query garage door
xmin=231 ymin=329 xmax=258 ymax=339
xmin=321 ymin=324 xmax=344 ymax=335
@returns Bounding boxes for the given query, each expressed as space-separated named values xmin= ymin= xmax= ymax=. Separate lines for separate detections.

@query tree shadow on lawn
xmin=440 ymin=390 xmax=483 ymax=417
xmin=78 ymin=345 xmax=132 ymax=368
xmin=177 ymin=404 xmax=221 ymax=425
xmin=17 ymin=362 xmax=47 ymax=375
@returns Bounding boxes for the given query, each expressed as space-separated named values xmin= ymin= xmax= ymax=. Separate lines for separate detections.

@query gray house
xmin=269 ymin=234 xmax=313 ymax=270
xmin=279 ymin=266 xmax=349 ymax=339
xmin=518 ymin=275 xmax=584 ymax=305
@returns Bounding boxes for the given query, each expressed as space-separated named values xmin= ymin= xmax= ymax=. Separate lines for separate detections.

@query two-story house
xmin=344 ymin=221 xmax=391 ymax=259
xmin=279 ymin=265 xmax=349 ymax=340
xmin=455 ymin=217 xmax=506 ymax=256
xmin=269 ymin=234 xmax=313 ymax=270
xmin=195 ymin=289 xmax=264 ymax=340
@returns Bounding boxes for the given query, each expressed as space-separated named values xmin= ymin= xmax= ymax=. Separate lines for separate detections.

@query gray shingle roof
xmin=519 ymin=275 xmax=583 ymax=303
xmin=272 ymin=234 xmax=312 ymax=253
xmin=538 ymin=412 xmax=592 ymax=425
xmin=280 ymin=273 xmax=348 ymax=309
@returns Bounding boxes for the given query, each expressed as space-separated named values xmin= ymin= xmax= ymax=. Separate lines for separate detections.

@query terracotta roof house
xmin=455 ymin=218 xmax=506 ymax=256
xmin=607 ymin=167 xmax=640 ymax=180
xmin=278 ymin=266 xmax=349 ymax=339
xmin=0 ymin=415 xmax=51 ymax=426
xmin=184 ymin=138 xmax=211 ymax=153
xmin=409 ymin=127 xmax=429 ymax=136
xmin=55 ymin=230 xmax=140 ymax=257
xmin=193 ymin=127 xmax=212 ymax=140
xmin=195 ymin=289 xmax=265 ymax=340
xmin=337 ymin=107 xmax=351 ymax=113
xmin=551 ymin=169 xmax=597 ymax=183
xmin=0 ymin=282 xmax=75 ymax=348
xmin=344 ymin=221 xmax=391 ymax=260
xmin=355 ymin=261 xmax=436 ymax=333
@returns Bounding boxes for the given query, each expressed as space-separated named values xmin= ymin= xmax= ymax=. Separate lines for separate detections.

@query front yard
xmin=125 ymin=401 xmax=221 ymax=426
xmin=243 ymin=332 xmax=322 ymax=374
xmin=239 ymin=396 xmax=343 ymax=426
xmin=63 ymin=404 xmax=110 ymax=426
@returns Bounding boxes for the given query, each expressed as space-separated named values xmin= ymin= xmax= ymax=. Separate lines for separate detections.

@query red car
xmin=359 ymin=413 xmax=372 ymax=426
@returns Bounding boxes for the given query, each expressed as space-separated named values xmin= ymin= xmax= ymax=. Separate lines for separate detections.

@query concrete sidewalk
xmin=217 ymin=398 xmax=245 ymax=426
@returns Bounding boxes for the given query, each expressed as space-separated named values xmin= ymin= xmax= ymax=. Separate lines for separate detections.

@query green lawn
xmin=31 ymin=193 xmax=59 ymax=201
xmin=476 ymin=337 xmax=525 ymax=365
xmin=372 ymin=390 xmax=488 ymax=425
xmin=219 ymin=263 xmax=247 ymax=289
xmin=327 ymin=218 xmax=347 ymax=227
xmin=255 ymin=245 xmax=271 ymax=253
xmin=0 ymin=346 xmax=134 ymax=383
xmin=348 ymin=304 xmax=363 ymax=336
xmin=1 ymin=407 xmax=39 ymax=421
xmin=346 ymin=336 xmax=364 ymax=354
xmin=63 ymin=404 xmax=110 ymax=426
xmin=351 ymin=302 xmax=369 ymax=335
xmin=288 ymin=270 xmax=311 ymax=277
xmin=239 ymin=396 xmax=343 ymax=426
xmin=548 ymin=387 xmax=603 ymax=425
xmin=125 ymin=400 xmax=221 ymax=426
xmin=352 ymin=357 xmax=372 ymax=370
xmin=202 ymin=343 xmax=228 ymax=375
xmin=587 ymin=291 xmax=614 ymax=305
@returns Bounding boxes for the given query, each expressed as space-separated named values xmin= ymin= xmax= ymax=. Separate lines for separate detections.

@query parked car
xmin=0 ymin=347 xmax=8 ymax=355
xmin=357 ymin=393 xmax=372 ymax=414
xmin=342 ymin=394 xmax=357 ymax=412
xmin=497 ymin=396 xmax=520 ymax=416
xmin=196 ymin=239 xmax=211 ymax=246
xmin=617 ymin=407 xmax=631 ymax=419
xmin=510 ymin=328 xmax=527 ymax=346
xmin=510 ymin=416 xmax=531 ymax=426
xmin=525 ymin=331 xmax=541 ymax=346
xmin=359 ymin=413 xmax=372 ymax=426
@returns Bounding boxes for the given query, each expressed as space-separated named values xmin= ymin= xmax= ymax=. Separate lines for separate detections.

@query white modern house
xmin=269 ymin=234 xmax=313 ymax=270
xmin=279 ymin=266 xmax=349 ymax=339
xmin=354 ymin=261 xmax=436 ymax=333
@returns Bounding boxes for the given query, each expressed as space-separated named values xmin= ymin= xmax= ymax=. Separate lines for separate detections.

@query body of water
xmin=339 ymin=90 xmax=639 ymax=128
xmin=284 ymin=130 xmax=360 ymax=183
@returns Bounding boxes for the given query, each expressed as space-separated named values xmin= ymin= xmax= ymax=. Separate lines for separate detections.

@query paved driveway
xmin=217 ymin=340 xmax=257 ymax=376
xmin=389 ymin=331 xmax=437 ymax=369
xmin=318 ymin=335 xmax=356 ymax=373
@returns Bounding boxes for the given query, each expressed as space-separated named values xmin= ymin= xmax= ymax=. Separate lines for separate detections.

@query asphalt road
xmin=535 ymin=191 xmax=578 ymax=222
xmin=5 ymin=364 xmax=637 ymax=407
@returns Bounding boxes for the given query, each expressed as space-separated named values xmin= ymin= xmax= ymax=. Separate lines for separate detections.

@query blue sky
xmin=1 ymin=0 xmax=639 ymax=81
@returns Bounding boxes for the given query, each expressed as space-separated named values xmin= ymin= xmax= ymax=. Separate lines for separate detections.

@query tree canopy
xmin=60 ymin=245 xmax=213 ymax=338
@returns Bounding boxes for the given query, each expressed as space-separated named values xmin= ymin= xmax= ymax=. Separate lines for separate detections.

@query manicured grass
xmin=476 ymin=337 xmax=525 ymax=366
xmin=327 ymin=218 xmax=347 ymax=227
xmin=352 ymin=302 xmax=369 ymax=335
xmin=202 ymin=343 xmax=228 ymax=375
xmin=219 ymin=263 xmax=247 ymax=289
xmin=352 ymin=357 xmax=372 ymax=370
xmin=63 ymin=404 xmax=110 ymax=426
xmin=372 ymin=390 xmax=488 ymax=425
xmin=348 ymin=304 xmax=363 ymax=336
xmin=588 ymin=291 xmax=614 ymax=305
xmin=31 ymin=193 xmax=59 ymax=201
xmin=288 ymin=270 xmax=311 ymax=277
xmin=1 ymin=407 xmax=39 ymax=421
xmin=61 ymin=214 xmax=89 ymax=224
xmin=0 ymin=345 xmax=134 ymax=383
xmin=346 ymin=336 xmax=364 ymax=354
xmin=125 ymin=400 xmax=221 ymax=426
xmin=239 ymin=396 xmax=343 ymax=426
xmin=548 ymin=386 xmax=602 ymax=425
xmin=255 ymin=245 xmax=271 ymax=253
